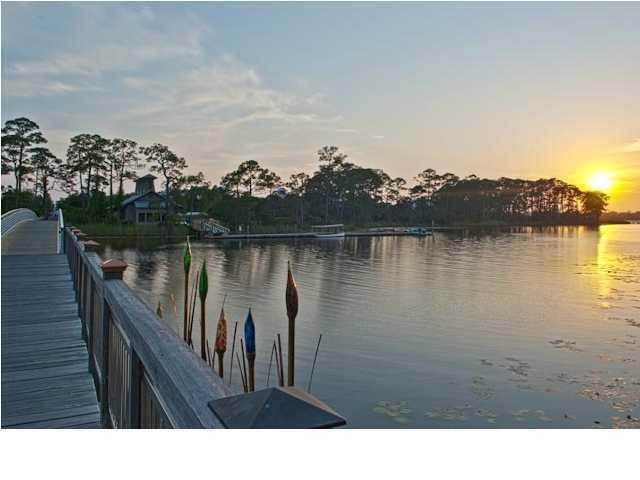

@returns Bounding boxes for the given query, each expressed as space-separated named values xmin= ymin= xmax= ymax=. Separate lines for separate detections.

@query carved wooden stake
xmin=199 ymin=260 xmax=208 ymax=361
xmin=244 ymin=309 xmax=256 ymax=391
xmin=228 ymin=321 xmax=238 ymax=386
xmin=183 ymin=237 xmax=192 ymax=342
xmin=285 ymin=262 xmax=299 ymax=386
xmin=214 ymin=297 xmax=227 ymax=378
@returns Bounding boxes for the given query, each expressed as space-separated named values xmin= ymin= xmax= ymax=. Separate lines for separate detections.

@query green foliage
xmin=56 ymin=192 xmax=112 ymax=225
xmin=2 ymin=117 xmax=48 ymax=207
xmin=140 ymin=143 xmax=188 ymax=222
xmin=3 ymin=115 xmax=610 ymax=230
xmin=1 ymin=187 xmax=52 ymax=216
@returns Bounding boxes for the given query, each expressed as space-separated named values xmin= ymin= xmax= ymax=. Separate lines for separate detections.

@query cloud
xmin=371 ymin=135 xmax=385 ymax=140
xmin=612 ymin=138 xmax=640 ymax=154
xmin=7 ymin=6 xmax=205 ymax=78
xmin=1 ymin=3 xmax=350 ymax=184
xmin=2 ymin=79 xmax=87 ymax=97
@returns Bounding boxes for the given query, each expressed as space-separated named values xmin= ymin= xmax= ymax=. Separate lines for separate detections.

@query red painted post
xmin=84 ymin=240 xmax=100 ymax=252
xmin=101 ymin=259 xmax=128 ymax=280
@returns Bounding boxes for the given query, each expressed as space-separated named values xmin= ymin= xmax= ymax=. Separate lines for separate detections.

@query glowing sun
xmin=587 ymin=171 xmax=614 ymax=193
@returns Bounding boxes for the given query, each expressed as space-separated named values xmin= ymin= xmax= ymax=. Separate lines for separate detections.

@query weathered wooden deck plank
xmin=1 ymin=220 xmax=100 ymax=429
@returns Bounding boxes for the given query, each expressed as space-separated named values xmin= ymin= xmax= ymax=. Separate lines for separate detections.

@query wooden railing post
xmin=100 ymin=259 xmax=128 ymax=428
xmin=83 ymin=241 xmax=100 ymax=361
xmin=77 ymin=232 xmax=87 ymax=324
xmin=129 ymin=351 xmax=142 ymax=428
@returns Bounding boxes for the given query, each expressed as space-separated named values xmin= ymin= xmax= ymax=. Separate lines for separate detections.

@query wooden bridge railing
xmin=63 ymin=225 xmax=233 ymax=428
xmin=1 ymin=208 xmax=38 ymax=238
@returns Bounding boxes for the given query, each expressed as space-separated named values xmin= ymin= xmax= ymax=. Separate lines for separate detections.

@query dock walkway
xmin=1 ymin=220 xmax=100 ymax=428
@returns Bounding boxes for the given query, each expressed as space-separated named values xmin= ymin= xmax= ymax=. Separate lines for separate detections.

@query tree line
xmin=2 ymin=117 xmax=609 ymax=227
xmin=1 ymin=117 xmax=204 ymax=222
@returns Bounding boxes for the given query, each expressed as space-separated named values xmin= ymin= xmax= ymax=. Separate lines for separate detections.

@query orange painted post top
xmin=101 ymin=259 xmax=128 ymax=280
xmin=83 ymin=240 xmax=100 ymax=252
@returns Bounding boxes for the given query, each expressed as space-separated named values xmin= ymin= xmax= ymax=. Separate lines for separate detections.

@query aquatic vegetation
xmin=469 ymin=376 xmax=495 ymax=400
xmin=611 ymin=415 xmax=640 ymax=429
xmin=424 ymin=405 xmax=499 ymax=424
xmin=373 ymin=401 xmax=412 ymax=424
xmin=509 ymin=409 xmax=552 ymax=423
xmin=574 ymin=374 xmax=640 ymax=416
xmin=475 ymin=408 xmax=498 ymax=423
xmin=425 ymin=404 xmax=473 ymax=422
xmin=549 ymin=339 xmax=583 ymax=352
xmin=546 ymin=372 xmax=582 ymax=385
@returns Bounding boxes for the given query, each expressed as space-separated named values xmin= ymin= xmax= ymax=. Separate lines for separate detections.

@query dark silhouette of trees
xmin=581 ymin=191 xmax=609 ymax=223
xmin=2 ymin=117 xmax=47 ymax=207
xmin=140 ymin=143 xmax=188 ymax=222
xmin=212 ymin=147 xmax=610 ymax=229
xmin=107 ymin=138 xmax=140 ymax=199
xmin=30 ymin=146 xmax=63 ymax=216
xmin=66 ymin=133 xmax=110 ymax=202
xmin=286 ymin=172 xmax=310 ymax=225
xmin=1 ymin=117 xmax=612 ymax=230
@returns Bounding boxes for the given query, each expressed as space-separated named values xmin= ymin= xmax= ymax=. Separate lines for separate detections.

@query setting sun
xmin=587 ymin=171 xmax=614 ymax=193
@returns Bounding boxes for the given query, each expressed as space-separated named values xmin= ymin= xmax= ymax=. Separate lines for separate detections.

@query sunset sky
xmin=2 ymin=2 xmax=639 ymax=210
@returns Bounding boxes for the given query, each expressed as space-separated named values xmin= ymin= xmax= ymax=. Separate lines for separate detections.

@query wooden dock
xmin=1 ymin=220 xmax=101 ymax=428
xmin=1 ymin=210 xmax=345 ymax=429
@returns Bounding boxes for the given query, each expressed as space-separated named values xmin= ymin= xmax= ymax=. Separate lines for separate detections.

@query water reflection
xmin=100 ymin=225 xmax=640 ymax=428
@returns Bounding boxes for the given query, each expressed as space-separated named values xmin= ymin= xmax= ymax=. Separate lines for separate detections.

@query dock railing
xmin=1 ymin=208 xmax=38 ymax=239
xmin=64 ymin=224 xmax=233 ymax=428
xmin=57 ymin=208 xmax=65 ymax=254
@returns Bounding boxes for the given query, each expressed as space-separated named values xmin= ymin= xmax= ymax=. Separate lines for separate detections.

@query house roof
xmin=136 ymin=174 xmax=157 ymax=181
xmin=120 ymin=191 xmax=185 ymax=211
xmin=120 ymin=191 xmax=164 ymax=209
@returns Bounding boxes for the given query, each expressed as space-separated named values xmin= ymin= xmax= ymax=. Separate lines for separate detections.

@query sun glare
xmin=587 ymin=171 xmax=614 ymax=193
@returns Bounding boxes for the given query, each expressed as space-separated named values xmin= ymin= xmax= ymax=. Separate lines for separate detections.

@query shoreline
xmin=84 ymin=221 xmax=634 ymax=241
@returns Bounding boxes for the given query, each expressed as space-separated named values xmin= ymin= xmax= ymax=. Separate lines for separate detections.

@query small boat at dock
xmin=407 ymin=226 xmax=433 ymax=236
xmin=312 ymin=224 xmax=346 ymax=239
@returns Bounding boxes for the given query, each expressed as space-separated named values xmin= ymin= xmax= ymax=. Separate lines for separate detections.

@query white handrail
xmin=1 ymin=208 xmax=38 ymax=239
xmin=57 ymin=208 xmax=65 ymax=254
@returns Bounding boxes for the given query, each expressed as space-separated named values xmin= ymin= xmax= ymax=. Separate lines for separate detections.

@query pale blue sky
xmin=2 ymin=2 xmax=639 ymax=208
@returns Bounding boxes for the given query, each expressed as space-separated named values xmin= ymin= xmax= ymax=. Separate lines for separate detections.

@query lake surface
xmin=100 ymin=225 xmax=640 ymax=428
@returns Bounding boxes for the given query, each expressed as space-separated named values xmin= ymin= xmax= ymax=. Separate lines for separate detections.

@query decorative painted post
xmin=244 ymin=309 xmax=256 ymax=392
xmin=183 ymin=237 xmax=192 ymax=342
xmin=285 ymin=261 xmax=299 ymax=386
xmin=214 ymin=306 xmax=227 ymax=378
xmin=199 ymin=260 xmax=208 ymax=361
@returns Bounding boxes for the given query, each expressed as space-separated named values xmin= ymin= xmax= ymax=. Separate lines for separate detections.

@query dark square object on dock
xmin=208 ymin=387 xmax=346 ymax=429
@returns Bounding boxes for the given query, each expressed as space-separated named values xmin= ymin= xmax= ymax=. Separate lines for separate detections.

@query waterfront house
xmin=120 ymin=174 xmax=176 ymax=224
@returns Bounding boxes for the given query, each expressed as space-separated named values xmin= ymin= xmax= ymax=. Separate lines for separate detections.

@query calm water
xmin=100 ymin=225 xmax=640 ymax=428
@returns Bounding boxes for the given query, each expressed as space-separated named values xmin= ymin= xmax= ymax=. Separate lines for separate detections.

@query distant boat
xmin=407 ymin=226 xmax=433 ymax=236
xmin=312 ymin=224 xmax=345 ymax=239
